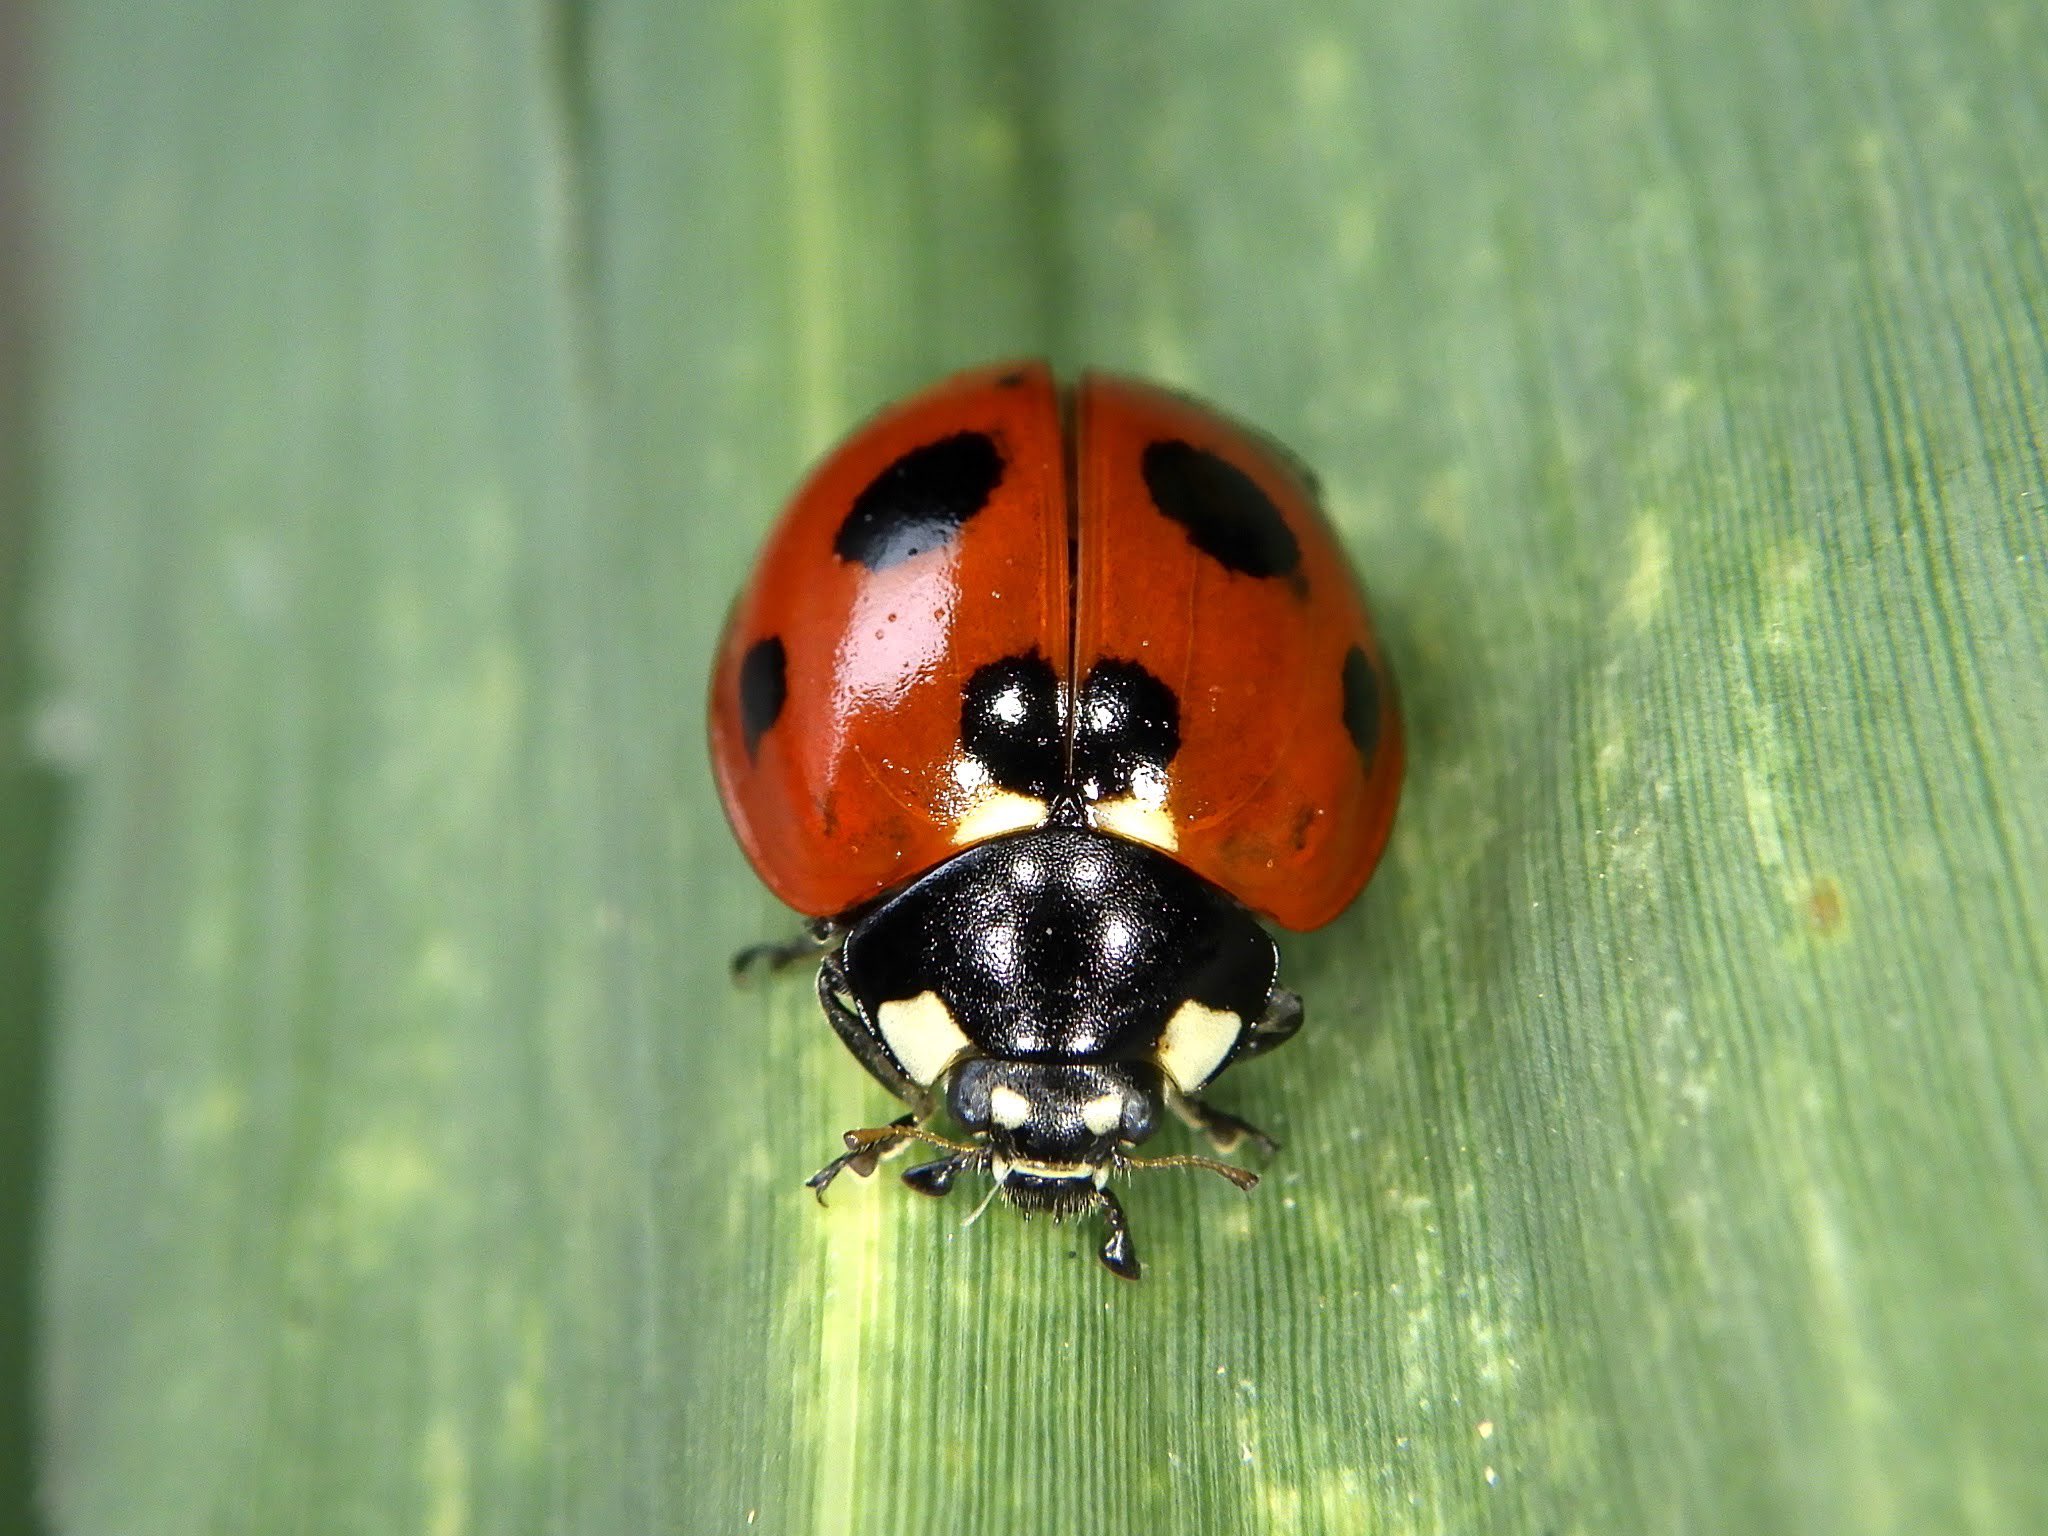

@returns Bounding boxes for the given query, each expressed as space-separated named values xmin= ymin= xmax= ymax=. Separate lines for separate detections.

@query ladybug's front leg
xmin=1092 ymin=1189 xmax=1142 ymax=1281
xmin=1169 ymin=1096 xmax=1279 ymax=1159
xmin=805 ymin=1114 xmax=919 ymax=1201
xmin=805 ymin=954 xmax=939 ymax=1201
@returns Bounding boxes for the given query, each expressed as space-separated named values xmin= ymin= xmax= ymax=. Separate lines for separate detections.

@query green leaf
xmin=1 ymin=10 xmax=52 ymax=1526
xmin=36 ymin=2 xmax=2048 ymax=1533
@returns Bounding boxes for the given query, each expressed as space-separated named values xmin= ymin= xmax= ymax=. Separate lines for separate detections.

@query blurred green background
xmin=9 ymin=1 xmax=2048 ymax=1533
xmin=4 ymin=1 xmax=52 ymax=1532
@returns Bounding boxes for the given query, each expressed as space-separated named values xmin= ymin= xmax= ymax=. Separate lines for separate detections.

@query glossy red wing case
xmin=709 ymin=363 xmax=1069 ymax=917
xmin=712 ymin=362 xmax=1401 ymax=930
xmin=1071 ymin=374 xmax=1402 ymax=931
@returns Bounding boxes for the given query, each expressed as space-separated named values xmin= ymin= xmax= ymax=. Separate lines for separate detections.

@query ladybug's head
xmin=828 ymin=1057 xmax=1258 ymax=1280
xmin=945 ymin=1059 xmax=1160 ymax=1214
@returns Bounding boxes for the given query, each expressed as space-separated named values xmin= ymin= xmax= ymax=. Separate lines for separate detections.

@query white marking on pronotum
xmin=875 ymin=991 xmax=972 ymax=1086
xmin=1155 ymin=999 xmax=1243 ymax=1093
xmin=1082 ymin=1092 xmax=1125 ymax=1136
xmin=989 ymin=1085 xmax=1032 ymax=1128
xmin=951 ymin=788 xmax=1048 ymax=846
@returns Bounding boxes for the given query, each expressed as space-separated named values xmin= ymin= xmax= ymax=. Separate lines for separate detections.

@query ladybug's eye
xmin=1120 ymin=1093 xmax=1158 ymax=1145
xmin=945 ymin=1060 xmax=995 ymax=1130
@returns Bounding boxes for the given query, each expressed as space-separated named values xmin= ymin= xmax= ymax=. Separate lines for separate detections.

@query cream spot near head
xmin=952 ymin=788 xmax=1048 ymax=846
xmin=1089 ymin=794 xmax=1179 ymax=852
xmin=1155 ymin=999 xmax=1243 ymax=1093
xmin=875 ymin=991 xmax=972 ymax=1086
xmin=1082 ymin=1092 xmax=1125 ymax=1136
xmin=989 ymin=1084 xmax=1032 ymax=1128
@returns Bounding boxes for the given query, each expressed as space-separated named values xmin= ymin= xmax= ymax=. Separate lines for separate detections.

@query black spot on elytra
xmin=1074 ymin=658 xmax=1181 ymax=802
xmin=960 ymin=651 xmax=1065 ymax=800
xmin=1341 ymin=645 xmax=1379 ymax=764
xmin=738 ymin=636 xmax=788 ymax=760
xmin=1141 ymin=439 xmax=1302 ymax=583
xmin=835 ymin=431 xmax=1005 ymax=571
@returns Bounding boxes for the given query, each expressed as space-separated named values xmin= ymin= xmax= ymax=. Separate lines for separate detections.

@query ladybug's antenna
xmin=840 ymin=1124 xmax=982 ymax=1160
xmin=1117 ymin=1151 xmax=1259 ymax=1191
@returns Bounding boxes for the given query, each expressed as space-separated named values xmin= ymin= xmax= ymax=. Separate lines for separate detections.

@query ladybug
xmin=709 ymin=362 xmax=1401 ymax=1279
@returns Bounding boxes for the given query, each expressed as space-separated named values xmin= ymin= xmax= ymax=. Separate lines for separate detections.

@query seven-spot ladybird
xmin=709 ymin=361 xmax=1402 ymax=1279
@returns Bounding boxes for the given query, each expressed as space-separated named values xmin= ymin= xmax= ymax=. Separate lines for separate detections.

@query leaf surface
xmin=37 ymin=2 xmax=2048 ymax=1532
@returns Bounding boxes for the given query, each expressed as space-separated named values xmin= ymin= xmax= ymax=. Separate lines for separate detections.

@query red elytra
xmin=708 ymin=360 xmax=1402 ymax=931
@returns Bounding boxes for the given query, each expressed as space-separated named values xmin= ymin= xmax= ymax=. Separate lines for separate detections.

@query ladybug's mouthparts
xmin=996 ymin=1163 xmax=1106 ymax=1218
xmin=992 ymin=1156 xmax=1111 ymax=1212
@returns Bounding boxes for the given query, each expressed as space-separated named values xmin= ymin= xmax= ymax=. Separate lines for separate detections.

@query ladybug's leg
xmin=806 ymin=1114 xmax=917 ymax=1202
xmin=730 ymin=917 xmax=839 ymax=981
xmin=1232 ymin=986 xmax=1304 ymax=1062
xmin=900 ymin=1154 xmax=974 ymax=1198
xmin=806 ymin=955 xmax=941 ymax=1201
xmin=1161 ymin=987 xmax=1300 ymax=1157
xmin=1093 ymin=1189 xmax=1142 ymax=1280
xmin=1167 ymin=1091 xmax=1280 ymax=1159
